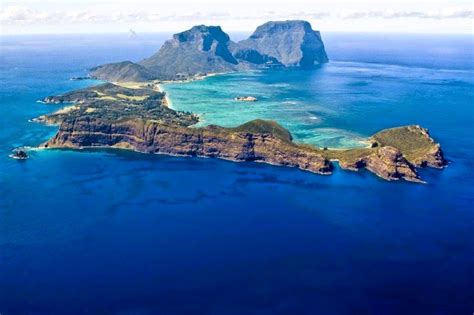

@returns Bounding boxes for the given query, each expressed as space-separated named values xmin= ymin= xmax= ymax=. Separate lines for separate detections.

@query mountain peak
xmin=139 ymin=24 xmax=238 ymax=79
xmin=236 ymin=20 xmax=328 ymax=67
xmin=174 ymin=25 xmax=229 ymax=44
xmin=250 ymin=20 xmax=312 ymax=39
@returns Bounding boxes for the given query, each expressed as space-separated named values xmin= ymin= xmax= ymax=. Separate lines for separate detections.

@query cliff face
xmin=41 ymin=114 xmax=446 ymax=183
xmin=361 ymin=147 xmax=419 ymax=182
xmin=233 ymin=20 xmax=328 ymax=67
xmin=44 ymin=117 xmax=333 ymax=175
xmin=139 ymin=25 xmax=239 ymax=80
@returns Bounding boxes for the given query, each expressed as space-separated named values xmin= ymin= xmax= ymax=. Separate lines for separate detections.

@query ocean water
xmin=1 ymin=33 xmax=473 ymax=314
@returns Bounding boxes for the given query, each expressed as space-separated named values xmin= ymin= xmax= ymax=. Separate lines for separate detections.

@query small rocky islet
xmin=9 ymin=148 xmax=29 ymax=160
xmin=36 ymin=20 xmax=446 ymax=182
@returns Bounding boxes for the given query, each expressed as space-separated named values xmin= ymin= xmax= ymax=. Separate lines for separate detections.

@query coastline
xmin=30 ymin=70 xmax=446 ymax=184
xmin=110 ymin=72 xmax=228 ymax=110
xmin=155 ymin=83 xmax=173 ymax=109
xmin=156 ymin=71 xmax=230 ymax=109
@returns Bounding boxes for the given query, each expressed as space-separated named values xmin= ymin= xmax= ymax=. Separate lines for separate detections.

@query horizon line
xmin=2 ymin=29 xmax=474 ymax=37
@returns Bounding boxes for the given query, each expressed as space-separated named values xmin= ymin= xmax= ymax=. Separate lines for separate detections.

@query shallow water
xmin=164 ymin=61 xmax=474 ymax=148
xmin=1 ymin=33 xmax=473 ymax=314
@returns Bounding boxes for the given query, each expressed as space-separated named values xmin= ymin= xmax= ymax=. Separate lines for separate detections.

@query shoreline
xmin=38 ymin=144 xmax=334 ymax=176
xmin=29 ymin=71 xmax=446 ymax=183
xmin=155 ymin=72 xmax=228 ymax=109
xmin=155 ymin=83 xmax=173 ymax=109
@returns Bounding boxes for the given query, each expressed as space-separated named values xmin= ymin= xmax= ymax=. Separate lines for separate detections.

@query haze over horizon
xmin=1 ymin=0 xmax=473 ymax=35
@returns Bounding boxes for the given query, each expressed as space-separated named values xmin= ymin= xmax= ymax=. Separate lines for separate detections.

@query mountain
xmin=89 ymin=21 xmax=329 ymax=82
xmin=233 ymin=20 xmax=328 ymax=67
xmin=140 ymin=25 xmax=238 ymax=79
xmin=90 ymin=61 xmax=157 ymax=82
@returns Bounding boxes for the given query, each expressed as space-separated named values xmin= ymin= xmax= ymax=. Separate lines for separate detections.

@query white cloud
xmin=340 ymin=9 xmax=474 ymax=19
xmin=2 ymin=6 xmax=472 ymax=25
xmin=1 ymin=1 xmax=473 ymax=34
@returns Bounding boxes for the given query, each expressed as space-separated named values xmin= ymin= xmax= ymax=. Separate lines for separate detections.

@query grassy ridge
xmin=372 ymin=126 xmax=436 ymax=164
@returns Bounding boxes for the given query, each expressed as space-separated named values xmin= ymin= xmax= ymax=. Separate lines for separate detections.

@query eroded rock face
xmin=421 ymin=143 xmax=446 ymax=168
xmin=41 ymin=110 xmax=451 ymax=183
xmin=364 ymin=146 xmax=420 ymax=182
xmin=44 ymin=117 xmax=333 ymax=175
xmin=406 ymin=126 xmax=446 ymax=168
xmin=42 ymin=115 xmax=447 ymax=183
xmin=337 ymin=147 xmax=421 ymax=182
xmin=234 ymin=20 xmax=328 ymax=67
xmin=38 ymin=85 xmax=446 ymax=183
xmin=139 ymin=25 xmax=239 ymax=79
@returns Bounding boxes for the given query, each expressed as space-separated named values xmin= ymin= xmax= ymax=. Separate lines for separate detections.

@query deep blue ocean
xmin=1 ymin=33 xmax=473 ymax=314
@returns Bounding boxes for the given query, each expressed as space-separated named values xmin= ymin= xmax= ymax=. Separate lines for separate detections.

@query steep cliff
xmin=139 ymin=25 xmax=239 ymax=79
xmin=40 ymin=110 xmax=445 ymax=182
xmin=233 ymin=20 xmax=328 ymax=67
xmin=43 ymin=117 xmax=333 ymax=175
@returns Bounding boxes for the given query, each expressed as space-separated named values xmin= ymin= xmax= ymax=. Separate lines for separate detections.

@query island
xmin=34 ymin=20 xmax=446 ymax=183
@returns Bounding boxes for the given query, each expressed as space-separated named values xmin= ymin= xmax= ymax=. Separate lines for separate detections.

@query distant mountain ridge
xmin=90 ymin=20 xmax=328 ymax=82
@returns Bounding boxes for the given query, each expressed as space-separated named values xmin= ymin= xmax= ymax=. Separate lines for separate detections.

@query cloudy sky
xmin=1 ymin=0 xmax=473 ymax=35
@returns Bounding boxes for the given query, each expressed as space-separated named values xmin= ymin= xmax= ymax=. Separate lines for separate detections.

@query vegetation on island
xmin=38 ymin=83 xmax=198 ymax=127
xmin=37 ymin=81 xmax=445 ymax=183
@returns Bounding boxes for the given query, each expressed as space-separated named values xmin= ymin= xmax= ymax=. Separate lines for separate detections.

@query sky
xmin=1 ymin=0 xmax=473 ymax=35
